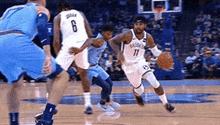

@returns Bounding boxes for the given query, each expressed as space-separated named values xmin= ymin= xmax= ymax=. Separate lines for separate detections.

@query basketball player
xmin=69 ymin=23 xmax=120 ymax=112
xmin=108 ymin=15 xmax=176 ymax=113
xmin=52 ymin=1 xmax=93 ymax=114
xmin=0 ymin=0 xmax=69 ymax=125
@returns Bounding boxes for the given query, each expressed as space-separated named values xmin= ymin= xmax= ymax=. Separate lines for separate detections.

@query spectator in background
xmin=194 ymin=44 xmax=202 ymax=55
xmin=214 ymin=54 xmax=220 ymax=77
xmin=211 ymin=31 xmax=219 ymax=45
xmin=201 ymin=44 xmax=209 ymax=56
xmin=211 ymin=43 xmax=220 ymax=54
xmin=201 ymin=31 xmax=211 ymax=46
xmin=190 ymin=36 xmax=198 ymax=45
xmin=191 ymin=52 xmax=203 ymax=78
xmin=202 ymin=50 xmax=217 ymax=79
xmin=185 ymin=52 xmax=197 ymax=74
xmin=195 ymin=11 xmax=205 ymax=26
xmin=193 ymin=26 xmax=203 ymax=44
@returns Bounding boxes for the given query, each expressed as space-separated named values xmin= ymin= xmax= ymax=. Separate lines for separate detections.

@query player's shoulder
xmin=121 ymin=29 xmax=132 ymax=37
xmin=145 ymin=31 xmax=153 ymax=39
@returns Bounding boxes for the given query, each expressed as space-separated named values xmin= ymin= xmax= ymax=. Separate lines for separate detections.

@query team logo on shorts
xmin=142 ymin=65 xmax=149 ymax=70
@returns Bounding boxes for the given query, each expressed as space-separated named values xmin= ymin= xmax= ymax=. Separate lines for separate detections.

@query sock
xmin=159 ymin=94 xmax=168 ymax=105
xmin=41 ymin=103 xmax=56 ymax=122
xmin=83 ymin=92 xmax=91 ymax=107
xmin=9 ymin=112 xmax=19 ymax=125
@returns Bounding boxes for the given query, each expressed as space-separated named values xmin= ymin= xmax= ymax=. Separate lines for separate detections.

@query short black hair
xmin=100 ymin=23 xmax=114 ymax=32
xmin=57 ymin=0 xmax=72 ymax=13
xmin=133 ymin=15 xmax=147 ymax=24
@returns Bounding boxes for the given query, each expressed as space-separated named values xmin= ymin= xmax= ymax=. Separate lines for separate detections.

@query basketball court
xmin=0 ymin=79 xmax=220 ymax=125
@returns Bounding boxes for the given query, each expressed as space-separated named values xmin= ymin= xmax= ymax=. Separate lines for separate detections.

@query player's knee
xmin=143 ymin=72 xmax=160 ymax=88
xmin=133 ymin=84 xmax=144 ymax=95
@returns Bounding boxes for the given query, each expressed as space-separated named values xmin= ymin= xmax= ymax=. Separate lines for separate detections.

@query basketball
xmin=157 ymin=52 xmax=174 ymax=70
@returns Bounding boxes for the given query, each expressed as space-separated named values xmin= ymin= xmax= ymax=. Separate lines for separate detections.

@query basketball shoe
xmin=134 ymin=94 xmax=145 ymax=106
xmin=35 ymin=109 xmax=58 ymax=123
xmin=164 ymin=103 xmax=176 ymax=113
xmin=97 ymin=103 xmax=114 ymax=112
xmin=36 ymin=119 xmax=53 ymax=125
xmin=108 ymin=101 xmax=121 ymax=109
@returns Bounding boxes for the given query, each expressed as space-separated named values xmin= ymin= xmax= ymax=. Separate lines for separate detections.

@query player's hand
xmin=69 ymin=47 xmax=82 ymax=55
xmin=42 ymin=55 xmax=52 ymax=76
xmin=116 ymin=52 xmax=125 ymax=65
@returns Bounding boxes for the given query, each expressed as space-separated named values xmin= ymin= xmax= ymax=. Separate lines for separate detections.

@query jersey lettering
xmin=71 ymin=20 xmax=77 ymax=32
xmin=133 ymin=49 xmax=139 ymax=56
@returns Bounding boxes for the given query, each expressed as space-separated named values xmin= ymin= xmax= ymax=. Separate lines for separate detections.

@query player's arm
xmin=36 ymin=6 xmax=52 ymax=75
xmin=53 ymin=14 xmax=61 ymax=56
xmin=36 ymin=6 xmax=50 ymax=52
xmin=108 ymin=30 xmax=132 ymax=54
xmin=80 ymin=11 xmax=93 ymax=38
xmin=147 ymin=33 xmax=162 ymax=57
xmin=109 ymin=31 xmax=132 ymax=64
xmin=68 ymin=38 xmax=104 ymax=55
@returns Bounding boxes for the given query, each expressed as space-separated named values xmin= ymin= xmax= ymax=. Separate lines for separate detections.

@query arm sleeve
xmin=150 ymin=46 xmax=162 ymax=57
xmin=36 ymin=13 xmax=50 ymax=46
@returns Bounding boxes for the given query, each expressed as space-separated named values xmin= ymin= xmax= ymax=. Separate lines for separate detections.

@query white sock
xmin=159 ymin=94 xmax=168 ymax=105
xmin=83 ymin=92 xmax=91 ymax=107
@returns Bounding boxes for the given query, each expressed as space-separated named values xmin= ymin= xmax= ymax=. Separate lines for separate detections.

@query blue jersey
xmin=88 ymin=33 xmax=107 ymax=65
xmin=0 ymin=3 xmax=59 ymax=84
xmin=0 ymin=3 xmax=38 ymax=40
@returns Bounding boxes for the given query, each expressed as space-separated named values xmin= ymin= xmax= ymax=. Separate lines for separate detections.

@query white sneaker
xmin=108 ymin=101 xmax=121 ymax=109
xmin=97 ymin=103 xmax=114 ymax=112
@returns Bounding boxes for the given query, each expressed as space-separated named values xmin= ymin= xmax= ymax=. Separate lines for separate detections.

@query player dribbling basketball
xmin=109 ymin=15 xmax=176 ymax=113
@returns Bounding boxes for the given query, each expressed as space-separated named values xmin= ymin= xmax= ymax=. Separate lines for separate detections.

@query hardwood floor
xmin=0 ymin=79 xmax=220 ymax=125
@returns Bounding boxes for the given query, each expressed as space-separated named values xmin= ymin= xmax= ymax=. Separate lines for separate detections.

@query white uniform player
xmin=53 ymin=3 xmax=93 ymax=114
xmin=56 ymin=10 xmax=89 ymax=70
xmin=109 ymin=15 xmax=176 ymax=113
xmin=122 ymin=29 xmax=152 ymax=89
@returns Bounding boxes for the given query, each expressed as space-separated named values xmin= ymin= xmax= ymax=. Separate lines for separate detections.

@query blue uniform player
xmin=0 ymin=0 xmax=69 ymax=125
xmin=69 ymin=24 xmax=120 ymax=112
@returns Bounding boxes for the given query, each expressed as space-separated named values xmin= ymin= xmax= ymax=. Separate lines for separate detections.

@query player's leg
xmin=7 ymin=76 xmax=23 ymax=125
xmin=122 ymin=66 xmax=145 ymax=106
xmin=77 ymin=67 xmax=93 ymax=114
xmin=142 ymin=72 xmax=176 ymax=113
xmin=92 ymin=76 xmax=114 ymax=112
xmin=75 ymin=48 xmax=92 ymax=114
xmin=16 ymin=44 xmax=70 ymax=124
xmin=105 ymin=77 xmax=121 ymax=109
xmin=0 ymin=35 xmax=28 ymax=125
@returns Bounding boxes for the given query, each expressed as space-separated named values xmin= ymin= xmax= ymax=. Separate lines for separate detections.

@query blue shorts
xmin=0 ymin=34 xmax=60 ymax=83
xmin=87 ymin=65 xmax=109 ymax=83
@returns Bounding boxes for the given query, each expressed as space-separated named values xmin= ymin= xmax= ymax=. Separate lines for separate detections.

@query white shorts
xmin=55 ymin=46 xmax=89 ymax=70
xmin=122 ymin=59 xmax=152 ymax=88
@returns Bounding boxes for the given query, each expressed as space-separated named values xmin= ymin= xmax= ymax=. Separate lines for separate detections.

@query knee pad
xmin=133 ymin=84 xmax=144 ymax=95
xmin=143 ymin=72 xmax=160 ymax=88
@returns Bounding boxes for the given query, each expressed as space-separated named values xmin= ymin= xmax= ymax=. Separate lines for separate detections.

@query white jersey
xmin=60 ymin=9 xmax=88 ymax=48
xmin=122 ymin=29 xmax=148 ymax=65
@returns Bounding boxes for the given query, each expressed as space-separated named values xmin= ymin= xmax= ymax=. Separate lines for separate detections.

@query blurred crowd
xmin=185 ymin=8 xmax=220 ymax=79
xmin=1 ymin=0 xmax=220 ymax=82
